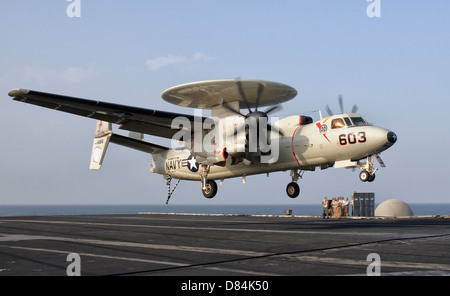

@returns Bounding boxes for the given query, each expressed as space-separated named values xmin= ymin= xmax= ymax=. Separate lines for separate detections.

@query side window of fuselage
xmin=331 ymin=118 xmax=345 ymax=129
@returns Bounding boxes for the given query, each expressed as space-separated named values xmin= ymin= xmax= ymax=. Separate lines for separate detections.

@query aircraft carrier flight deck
xmin=0 ymin=213 xmax=449 ymax=277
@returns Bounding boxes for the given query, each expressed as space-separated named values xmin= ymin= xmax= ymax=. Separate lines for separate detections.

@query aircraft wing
xmin=8 ymin=89 xmax=206 ymax=139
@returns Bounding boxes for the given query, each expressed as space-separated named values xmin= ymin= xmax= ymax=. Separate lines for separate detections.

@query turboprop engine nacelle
xmin=192 ymin=147 xmax=228 ymax=166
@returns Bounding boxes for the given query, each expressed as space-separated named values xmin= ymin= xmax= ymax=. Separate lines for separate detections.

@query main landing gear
xmin=286 ymin=169 xmax=303 ymax=198
xmin=200 ymin=164 xmax=218 ymax=199
xmin=165 ymin=166 xmax=218 ymax=203
xmin=286 ymin=182 xmax=300 ymax=198
xmin=202 ymin=180 xmax=218 ymax=199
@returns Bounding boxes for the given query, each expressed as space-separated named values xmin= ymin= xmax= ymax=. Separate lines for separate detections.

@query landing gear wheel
xmin=286 ymin=182 xmax=300 ymax=198
xmin=368 ymin=173 xmax=376 ymax=182
xmin=202 ymin=180 xmax=217 ymax=199
xmin=359 ymin=170 xmax=370 ymax=182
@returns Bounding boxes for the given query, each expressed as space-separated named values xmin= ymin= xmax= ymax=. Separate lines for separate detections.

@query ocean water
xmin=0 ymin=203 xmax=449 ymax=217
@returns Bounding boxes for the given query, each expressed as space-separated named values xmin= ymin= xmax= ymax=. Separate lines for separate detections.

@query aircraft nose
xmin=387 ymin=131 xmax=397 ymax=145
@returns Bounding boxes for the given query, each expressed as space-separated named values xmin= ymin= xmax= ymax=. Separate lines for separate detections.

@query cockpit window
xmin=350 ymin=117 xmax=368 ymax=126
xmin=331 ymin=118 xmax=345 ymax=129
xmin=343 ymin=117 xmax=352 ymax=127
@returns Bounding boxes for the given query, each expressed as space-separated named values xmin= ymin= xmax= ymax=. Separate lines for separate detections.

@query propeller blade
xmin=231 ymin=125 xmax=246 ymax=137
xmin=222 ymin=100 xmax=244 ymax=116
xmin=338 ymin=95 xmax=344 ymax=114
xmin=325 ymin=104 xmax=334 ymax=117
xmin=243 ymin=152 xmax=254 ymax=165
xmin=219 ymin=96 xmax=245 ymax=116
xmin=264 ymin=104 xmax=283 ymax=115
xmin=266 ymin=123 xmax=284 ymax=137
xmin=351 ymin=104 xmax=358 ymax=113
xmin=255 ymin=81 xmax=265 ymax=111
xmin=236 ymin=79 xmax=252 ymax=113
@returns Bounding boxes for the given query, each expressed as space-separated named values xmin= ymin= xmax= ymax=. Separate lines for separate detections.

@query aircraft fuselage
xmin=155 ymin=113 xmax=396 ymax=181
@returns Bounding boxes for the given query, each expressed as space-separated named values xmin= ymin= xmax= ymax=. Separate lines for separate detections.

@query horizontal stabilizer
xmin=110 ymin=134 xmax=168 ymax=154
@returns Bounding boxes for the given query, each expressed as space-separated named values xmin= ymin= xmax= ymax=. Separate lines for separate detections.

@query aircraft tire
xmin=359 ymin=170 xmax=370 ymax=182
xmin=202 ymin=180 xmax=217 ymax=199
xmin=286 ymin=182 xmax=300 ymax=198
xmin=368 ymin=173 xmax=376 ymax=182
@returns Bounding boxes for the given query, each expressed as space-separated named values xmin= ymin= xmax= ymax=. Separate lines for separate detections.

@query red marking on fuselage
xmin=316 ymin=122 xmax=331 ymax=143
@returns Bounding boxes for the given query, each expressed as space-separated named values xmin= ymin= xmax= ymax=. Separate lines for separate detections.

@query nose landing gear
xmin=359 ymin=169 xmax=375 ymax=182
xmin=358 ymin=155 xmax=379 ymax=182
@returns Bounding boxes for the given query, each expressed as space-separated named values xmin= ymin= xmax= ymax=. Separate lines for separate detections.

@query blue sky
xmin=0 ymin=1 xmax=449 ymax=205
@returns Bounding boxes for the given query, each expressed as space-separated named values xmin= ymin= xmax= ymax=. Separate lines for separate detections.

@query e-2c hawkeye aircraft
xmin=8 ymin=79 xmax=397 ymax=203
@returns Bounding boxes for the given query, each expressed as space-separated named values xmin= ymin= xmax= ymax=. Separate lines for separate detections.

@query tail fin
xmin=89 ymin=120 xmax=112 ymax=170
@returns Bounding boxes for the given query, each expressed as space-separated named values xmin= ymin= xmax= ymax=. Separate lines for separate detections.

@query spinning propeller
xmin=325 ymin=94 xmax=358 ymax=117
xmin=221 ymin=79 xmax=284 ymax=164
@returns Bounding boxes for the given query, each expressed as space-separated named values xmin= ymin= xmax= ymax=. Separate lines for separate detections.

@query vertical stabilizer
xmin=89 ymin=121 xmax=112 ymax=170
